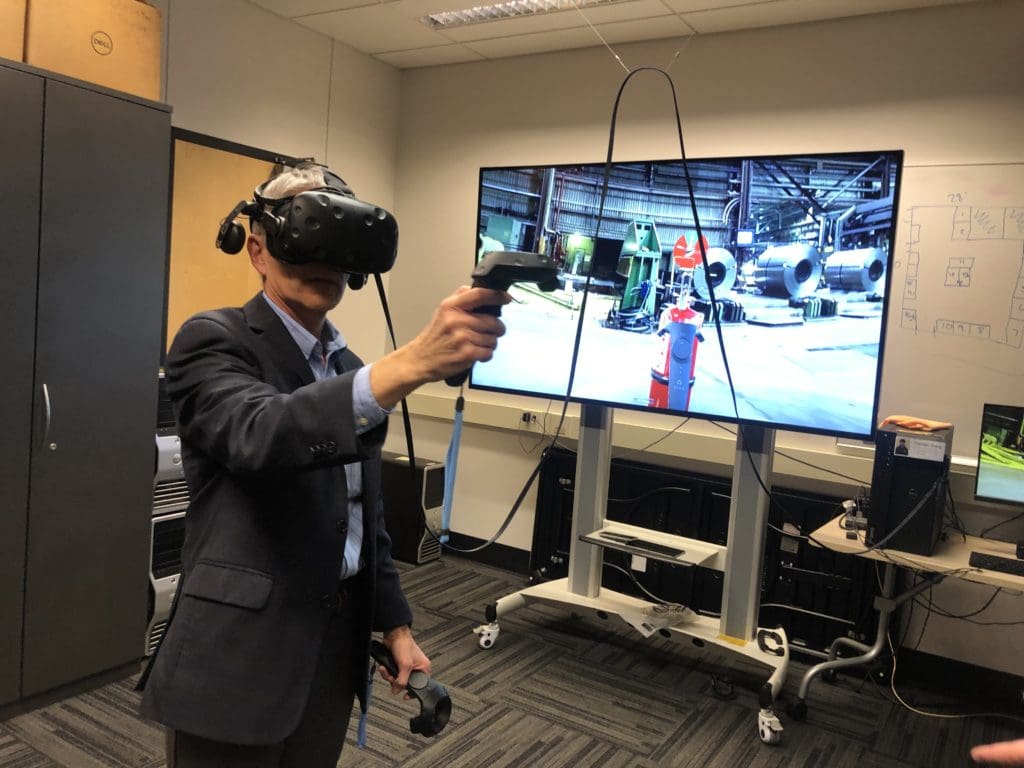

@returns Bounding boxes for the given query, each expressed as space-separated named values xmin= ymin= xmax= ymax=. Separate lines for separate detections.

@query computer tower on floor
xmin=867 ymin=423 xmax=953 ymax=556
xmin=147 ymin=508 xmax=185 ymax=655
xmin=146 ymin=372 xmax=188 ymax=655
xmin=381 ymin=452 xmax=445 ymax=565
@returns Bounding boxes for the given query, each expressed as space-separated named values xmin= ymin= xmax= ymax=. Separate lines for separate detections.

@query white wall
xmin=159 ymin=0 xmax=400 ymax=361
xmin=148 ymin=0 xmax=1023 ymax=674
xmin=382 ymin=0 xmax=1024 ymax=674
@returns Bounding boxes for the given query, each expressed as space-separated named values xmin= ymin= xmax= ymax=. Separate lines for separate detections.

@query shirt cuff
xmin=352 ymin=364 xmax=391 ymax=435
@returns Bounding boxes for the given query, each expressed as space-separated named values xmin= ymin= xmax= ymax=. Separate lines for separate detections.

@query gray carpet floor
xmin=1 ymin=556 xmax=1020 ymax=767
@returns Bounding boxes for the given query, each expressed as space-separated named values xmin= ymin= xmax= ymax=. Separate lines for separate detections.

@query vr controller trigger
xmin=369 ymin=639 xmax=399 ymax=677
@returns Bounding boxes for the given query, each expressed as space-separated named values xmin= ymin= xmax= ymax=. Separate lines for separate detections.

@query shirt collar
xmin=261 ymin=292 xmax=346 ymax=359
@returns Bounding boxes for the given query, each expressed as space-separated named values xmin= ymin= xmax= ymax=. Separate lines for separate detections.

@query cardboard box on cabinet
xmin=25 ymin=0 xmax=161 ymax=101
xmin=0 ymin=0 xmax=26 ymax=62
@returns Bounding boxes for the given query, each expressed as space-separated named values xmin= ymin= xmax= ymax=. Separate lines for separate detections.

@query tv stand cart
xmin=473 ymin=404 xmax=791 ymax=744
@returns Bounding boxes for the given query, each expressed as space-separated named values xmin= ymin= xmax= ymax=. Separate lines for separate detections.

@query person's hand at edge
xmin=972 ymin=738 xmax=1024 ymax=766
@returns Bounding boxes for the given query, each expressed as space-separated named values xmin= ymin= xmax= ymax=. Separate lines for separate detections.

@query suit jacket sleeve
xmin=167 ymin=313 xmax=385 ymax=473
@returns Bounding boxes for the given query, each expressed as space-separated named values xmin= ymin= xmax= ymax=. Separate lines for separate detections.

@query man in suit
xmin=139 ymin=164 xmax=509 ymax=767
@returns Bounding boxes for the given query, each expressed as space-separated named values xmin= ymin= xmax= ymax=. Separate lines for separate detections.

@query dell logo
xmin=91 ymin=31 xmax=113 ymax=55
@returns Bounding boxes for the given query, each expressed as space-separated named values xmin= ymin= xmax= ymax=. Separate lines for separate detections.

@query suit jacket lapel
xmin=242 ymin=294 xmax=316 ymax=389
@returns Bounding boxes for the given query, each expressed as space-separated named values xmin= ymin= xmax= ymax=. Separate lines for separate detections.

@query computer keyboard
xmin=968 ymin=551 xmax=1024 ymax=577
xmin=597 ymin=531 xmax=686 ymax=558
xmin=628 ymin=539 xmax=686 ymax=558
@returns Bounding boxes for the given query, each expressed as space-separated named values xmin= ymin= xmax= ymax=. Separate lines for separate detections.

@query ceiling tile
xmin=661 ymin=0 xmax=768 ymax=11
xmin=600 ymin=14 xmax=696 ymax=43
xmin=248 ymin=0 xmax=986 ymax=68
xmin=294 ymin=4 xmax=446 ymax=51
xmin=465 ymin=25 xmax=602 ymax=58
xmin=463 ymin=15 xmax=693 ymax=61
xmin=374 ymin=44 xmax=487 ymax=67
xmin=672 ymin=0 xmax=977 ymax=34
xmin=442 ymin=0 xmax=675 ymax=42
xmin=249 ymin=0 xmax=366 ymax=18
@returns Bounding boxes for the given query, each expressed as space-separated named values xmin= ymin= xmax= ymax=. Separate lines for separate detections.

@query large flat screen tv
xmin=975 ymin=403 xmax=1024 ymax=506
xmin=469 ymin=150 xmax=903 ymax=440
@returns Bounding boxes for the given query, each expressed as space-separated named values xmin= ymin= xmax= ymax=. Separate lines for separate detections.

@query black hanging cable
xmin=373 ymin=272 xmax=547 ymax=553
xmin=585 ymin=68 xmax=836 ymax=558
xmin=428 ymin=67 xmax=784 ymax=555
xmin=462 ymin=67 xmax=728 ymax=552
xmin=373 ymin=273 xmax=416 ymax=473
xmin=384 ymin=66 xmax=860 ymax=557
xmin=370 ymin=274 xmax=524 ymax=557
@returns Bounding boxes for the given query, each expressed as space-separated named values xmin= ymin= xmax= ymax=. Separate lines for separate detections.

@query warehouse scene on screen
xmin=472 ymin=151 xmax=900 ymax=439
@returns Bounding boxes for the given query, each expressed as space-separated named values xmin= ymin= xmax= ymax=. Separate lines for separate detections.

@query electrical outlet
xmin=521 ymin=412 xmax=538 ymax=425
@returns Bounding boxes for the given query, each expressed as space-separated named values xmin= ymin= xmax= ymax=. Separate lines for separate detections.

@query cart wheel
xmin=472 ymin=622 xmax=500 ymax=650
xmin=757 ymin=708 xmax=783 ymax=745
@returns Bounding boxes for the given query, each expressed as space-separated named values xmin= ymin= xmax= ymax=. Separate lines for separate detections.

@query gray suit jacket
xmin=139 ymin=294 xmax=412 ymax=745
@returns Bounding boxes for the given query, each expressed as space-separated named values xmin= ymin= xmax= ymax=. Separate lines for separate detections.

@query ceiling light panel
xmin=421 ymin=0 xmax=631 ymax=29
xmin=438 ymin=0 xmax=671 ymax=41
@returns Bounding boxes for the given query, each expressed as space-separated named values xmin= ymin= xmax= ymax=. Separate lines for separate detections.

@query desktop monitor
xmin=470 ymin=150 xmax=903 ymax=440
xmin=975 ymin=403 xmax=1024 ymax=506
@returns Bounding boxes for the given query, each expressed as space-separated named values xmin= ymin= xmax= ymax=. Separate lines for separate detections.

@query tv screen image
xmin=975 ymin=403 xmax=1024 ymax=506
xmin=470 ymin=151 xmax=903 ymax=440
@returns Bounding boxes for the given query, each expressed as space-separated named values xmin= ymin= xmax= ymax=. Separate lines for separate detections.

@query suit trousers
xmin=167 ymin=588 xmax=361 ymax=768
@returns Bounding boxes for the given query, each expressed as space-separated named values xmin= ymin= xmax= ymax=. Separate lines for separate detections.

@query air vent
xmin=417 ymin=534 xmax=441 ymax=564
xmin=147 ymin=621 xmax=167 ymax=654
xmin=153 ymin=478 xmax=189 ymax=513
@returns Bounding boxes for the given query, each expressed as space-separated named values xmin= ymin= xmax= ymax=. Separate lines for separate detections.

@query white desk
xmin=787 ymin=515 xmax=1024 ymax=719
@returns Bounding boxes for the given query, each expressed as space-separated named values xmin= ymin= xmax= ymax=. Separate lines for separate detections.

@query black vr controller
xmin=369 ymin=640 xmax=452 ymax=737
xmin=445 ymin=250 xmax=561 ymax=387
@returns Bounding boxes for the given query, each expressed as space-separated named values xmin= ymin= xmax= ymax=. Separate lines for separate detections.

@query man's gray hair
xmin=250 ymin=164 xmax=326 ymax=237
xmin=259 ymin=164 xmax=328 ymax=201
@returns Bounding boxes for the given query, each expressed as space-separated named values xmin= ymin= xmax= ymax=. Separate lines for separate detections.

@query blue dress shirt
xmin=262 ymin=293 xmax=388 ymax=579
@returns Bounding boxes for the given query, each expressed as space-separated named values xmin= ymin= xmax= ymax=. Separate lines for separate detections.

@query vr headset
xmin=215 ymin=164 xmax=398 ymax=290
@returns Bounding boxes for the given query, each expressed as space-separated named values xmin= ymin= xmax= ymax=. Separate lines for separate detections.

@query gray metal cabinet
xmin=0 ymin=63 xmax=44 ymax=709
xmin=0 ymin=60 xmax=170 ymax=708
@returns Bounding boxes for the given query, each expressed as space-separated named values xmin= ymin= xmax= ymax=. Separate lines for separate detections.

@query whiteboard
xmin=877 ymin=163 xmax=1024 ymax=459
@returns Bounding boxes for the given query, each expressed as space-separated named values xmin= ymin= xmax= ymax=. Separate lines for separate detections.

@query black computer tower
xmin=381 ymin=452 xmax=445 ymax=565
xmin=867 ymin=423 xmax=953 ymax=555
xmin=147 ymin=371 xmax=189 ymax=655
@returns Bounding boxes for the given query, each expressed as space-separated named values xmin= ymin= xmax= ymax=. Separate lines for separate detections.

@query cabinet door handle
xmin=42 ymin=383 xmax=55 ymax=450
